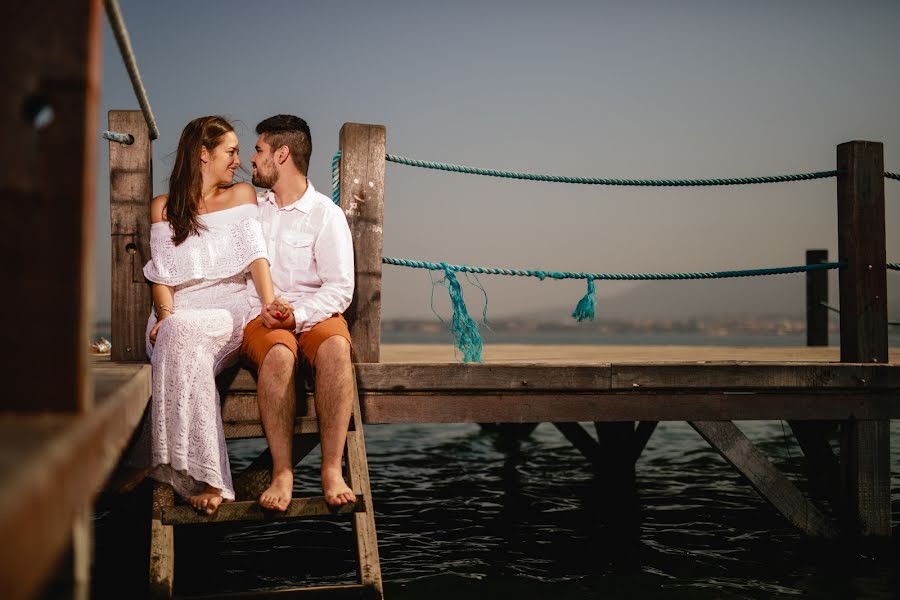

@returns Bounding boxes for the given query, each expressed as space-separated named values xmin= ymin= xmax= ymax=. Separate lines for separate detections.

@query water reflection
xmin=91 ymin=420 xmax=900 ymax=599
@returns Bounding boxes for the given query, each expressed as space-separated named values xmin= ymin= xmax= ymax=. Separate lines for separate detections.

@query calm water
xmin=90 ymin=334 xmax=900 ymax=599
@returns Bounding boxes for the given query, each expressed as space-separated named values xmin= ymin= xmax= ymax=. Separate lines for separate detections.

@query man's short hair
xmin=256 ymin=115 xmax=312 ymax=175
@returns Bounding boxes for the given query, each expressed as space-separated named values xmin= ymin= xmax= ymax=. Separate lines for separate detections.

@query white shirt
xmin=248 ymin=181 xmax=355 ymax=333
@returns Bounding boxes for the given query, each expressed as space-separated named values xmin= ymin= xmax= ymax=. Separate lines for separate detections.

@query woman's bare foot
xmin=322 ymin=467 xmax=356 ymax=507
xmin=188 ymin=485 xmax=224 ymax=515
xmin=259 ymin=469 xmax=293 ymax=512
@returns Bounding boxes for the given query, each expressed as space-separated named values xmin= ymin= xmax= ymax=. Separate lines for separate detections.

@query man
xmin=241 ymin=114 xmax=357 ymax=510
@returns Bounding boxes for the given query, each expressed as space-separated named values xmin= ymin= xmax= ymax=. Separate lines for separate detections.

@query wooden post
xmin=109 ymin=110 xmax=153 ymax=361
xmin=593 ymin=422 xmax=636 ymax=494
xmin=806 ymin=249 xmax=829 ymax=346
xmin=836 ymin=140 xmax=890 ymax=536
xmin=149 ymin=483 xmax=175 ymax=599
xmin=789 ymin=249 xmax=840 ymax=506
xmin=0 ymin=0 xmax=102 ymax=412
xmin=339 ymin=123 xmax=386 ymax=363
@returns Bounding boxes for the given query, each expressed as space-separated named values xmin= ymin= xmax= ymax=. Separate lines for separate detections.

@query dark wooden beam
xmin=690 ymin=421 xmax=835 ymax=537
xmin=357 ymin=391 xmax=900 ymax=423
xmin=0 ymin=0 xmax=102 ymax=412
xmin=806 ymin=249 xmax=829 ymax=346
xmin=553 ymin=422 xmax=602 ymax=467
xmin=632 ymin=421 xmax=659 ymax=463
xmin=836 ymin=140 xmax=891 ymax=537
xmin=222 ymin=362 xmax=900 ymax=394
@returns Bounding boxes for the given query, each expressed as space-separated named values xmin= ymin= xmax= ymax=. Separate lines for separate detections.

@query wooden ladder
xmin=148 ymin=365 xmax=383 ymax=599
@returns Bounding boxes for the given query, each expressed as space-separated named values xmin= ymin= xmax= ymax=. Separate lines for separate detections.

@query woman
xmin=133 ymin=115 xmax=275 ymax=515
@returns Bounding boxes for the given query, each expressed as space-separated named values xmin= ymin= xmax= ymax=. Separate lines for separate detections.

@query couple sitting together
xmin=128 ymin=114 xmax=356 ymax=515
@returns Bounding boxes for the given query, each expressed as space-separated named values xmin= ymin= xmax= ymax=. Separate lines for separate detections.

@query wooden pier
xmin=3 ymin=1 xmax=898 ymax=595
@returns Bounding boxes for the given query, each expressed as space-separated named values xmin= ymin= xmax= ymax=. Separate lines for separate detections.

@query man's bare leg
xmin=257 ymin=344 xmax=296 ymax=511
xmin=314 ymin=336 xmax=356 ymax=506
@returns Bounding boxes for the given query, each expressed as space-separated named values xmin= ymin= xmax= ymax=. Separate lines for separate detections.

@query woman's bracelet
xmin=155 ymin=304 xmax=174 ymax=318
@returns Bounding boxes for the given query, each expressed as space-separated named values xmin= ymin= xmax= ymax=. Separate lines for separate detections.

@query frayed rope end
xmin=442 ymin=265 xmax=483 ymax=363
xmin=571 ymin=277 xmax=596 ymax=322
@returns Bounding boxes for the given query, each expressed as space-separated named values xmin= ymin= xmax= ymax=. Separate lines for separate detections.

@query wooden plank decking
xmin=0 ymin=361 xmax=151 ymax=600
xmin=214 ymin=344 xmax=900 ymax=425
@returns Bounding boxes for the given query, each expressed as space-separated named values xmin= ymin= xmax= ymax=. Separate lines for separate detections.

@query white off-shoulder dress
xmin=135 ymin=203 xmax=268 ymax=501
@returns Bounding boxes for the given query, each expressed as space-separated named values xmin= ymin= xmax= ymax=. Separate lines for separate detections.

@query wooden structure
xmin=106 ymin=118 xmax=386 ymax=598
xmin=4 ymin=0 xmax=893 ymax=595
xmin=1 ymin=2 xmax=154 ymax=599
xmin=105 ymin=118 xmax=897 ymax=598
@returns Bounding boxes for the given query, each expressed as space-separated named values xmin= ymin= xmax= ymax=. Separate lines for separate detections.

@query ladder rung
xmin=179 ymin=582 xmax=379 ymax=599
xmin=162 ymin=496 xmax=367 ymax=526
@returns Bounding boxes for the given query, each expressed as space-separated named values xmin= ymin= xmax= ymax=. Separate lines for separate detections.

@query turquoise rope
xmin=382 ymin=256 xmax=844 ymax=281
xmin=328 ymin=148 xmax=895 ymax=358
xmin=886 ymin=172 xmax=900 ymax=181
xmin=385 ymin=153 xmax=838 ymax=187
xmin=331 ymin=150 xmax=342 ymax=205
xmin=102 ymin=130 xmax=134 ymax=145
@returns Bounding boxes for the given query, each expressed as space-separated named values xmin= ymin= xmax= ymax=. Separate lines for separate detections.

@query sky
xmin=95 ymin=0 xmax=900 ymax=323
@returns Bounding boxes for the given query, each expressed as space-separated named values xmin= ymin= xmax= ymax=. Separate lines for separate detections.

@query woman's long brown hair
xmin=166 ymin=116 xmax=235 ymax=245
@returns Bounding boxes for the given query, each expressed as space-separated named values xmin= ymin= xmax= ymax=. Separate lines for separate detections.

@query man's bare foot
xmin=259 ymin=469 xmax=293 ymax=511
xmin=188 ymin=486 xmax=224 ymax=515
xmin=322 ymin=467 xmax=356 ymax=507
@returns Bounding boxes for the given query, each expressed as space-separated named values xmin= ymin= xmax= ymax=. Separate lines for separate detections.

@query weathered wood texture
xmin=836 ymin=141 xmax=891 ymax=537
xmin=217 ymin=363 xmax=900 ymax=424
xmin=1 ymin=0 xmax=101 ymax=412
xmin=162 ymin=496 xmax=365 ymax=526
xmin=149 ymin=482 xmax=175 ymax=599
xmin=841 ymin=420 xmax=891 ymax=536
xmin=690 ymin=421 xmax=836 ymax=537
xmin=359 ymin=391 xmax=900 ymax=423
xmin=339 ymin=123 xmax=386 ymax=363
xmin=0 ymin=362 xmax=150 ymax=600
xmin=353 ymin=363 xmax=900 ymax=391
xmin=837 ymin=141 xmax=887 ymax=364
xmin=806 ymin=249 xmax=829 ymax=347
xmin=225 ymin=362 xmax=900 ymax=392
xmin=222 ymin=394 xmax=320 ymax=439
xmin=109 ymin=110 xmax=153 ymax=361
xmin=346 ymin=369 xmax=383 ymax=597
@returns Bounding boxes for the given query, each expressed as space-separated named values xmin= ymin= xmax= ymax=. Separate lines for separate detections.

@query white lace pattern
xmin=131 ymin=204 xmax=267 ymax=501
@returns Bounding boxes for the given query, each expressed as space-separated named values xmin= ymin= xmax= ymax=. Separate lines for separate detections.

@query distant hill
xmin=511 ymin=273 xmax=900 ymax=322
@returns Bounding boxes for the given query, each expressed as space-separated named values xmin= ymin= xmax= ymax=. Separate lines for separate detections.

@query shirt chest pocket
xmin=280 ymin=232 xmax=314 ymax=271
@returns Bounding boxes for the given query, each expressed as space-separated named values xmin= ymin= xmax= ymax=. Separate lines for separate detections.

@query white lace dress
xmin=137 ymin=203 xmax=268 ymax=501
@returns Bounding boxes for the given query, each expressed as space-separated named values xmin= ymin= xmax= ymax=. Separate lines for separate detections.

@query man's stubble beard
xmin=251 ymin=164 xmax=278 ymax=188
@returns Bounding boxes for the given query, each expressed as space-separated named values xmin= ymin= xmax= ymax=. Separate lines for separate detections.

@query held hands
xmin=261 ymin=297 xmax=296 ymax=330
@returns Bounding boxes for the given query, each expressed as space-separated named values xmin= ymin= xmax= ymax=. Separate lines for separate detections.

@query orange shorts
xmin=241 ymin=313 xmax=352 ymax=369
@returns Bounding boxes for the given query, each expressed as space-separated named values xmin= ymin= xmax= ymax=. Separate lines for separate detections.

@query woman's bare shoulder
xmin=150 ymin=194 xmax=168 ymax=223
xmin=225 ymin=182 xmax=258 ymax=206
